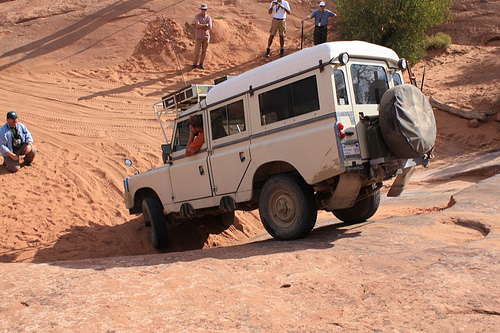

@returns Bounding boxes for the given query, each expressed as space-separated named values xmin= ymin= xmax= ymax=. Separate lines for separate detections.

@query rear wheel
xmin=332 ymin=189 xmax=381 ymax=224
xmin=142 ymin=196 xmax=168 ymax=248
xmin=259 ymin=174 xmax=317 ymax=240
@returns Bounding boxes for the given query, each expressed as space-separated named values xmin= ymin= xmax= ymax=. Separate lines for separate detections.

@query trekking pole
xmin=301 ymin=21 xmax=304 ymax=49
xmin=162 ymin=14 xmax=187 ymax=87
xmin=420 ymin=66 xmax=426 ymax=92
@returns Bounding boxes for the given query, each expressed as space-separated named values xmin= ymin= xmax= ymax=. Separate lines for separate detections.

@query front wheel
xmin=332 ymin=189 xmax=381 ymax=224
xmin=219 ymin=211 xmax=235 ymax=228
xmin=142 ymin=196 xmax=168 ymax=248
xmin=259 ymin=174 xmax=317 ymax=240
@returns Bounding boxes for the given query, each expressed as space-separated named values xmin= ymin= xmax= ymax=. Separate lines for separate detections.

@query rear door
xmin=345 ymin=60 xmax=390 ymax=159
xmin=207 ymin=98 xmax=251 ymax=196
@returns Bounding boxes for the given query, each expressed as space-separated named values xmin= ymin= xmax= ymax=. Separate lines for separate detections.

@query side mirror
xmin=162 ymin=144 xmax=172 ymax=165
xmin=124 ymin=158 xmax=140 ymax=174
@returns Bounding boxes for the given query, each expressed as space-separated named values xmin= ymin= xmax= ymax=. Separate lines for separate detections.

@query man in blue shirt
xmin=302 ymin=1 xmax=337 ymax=45
xmin=1 ymin=111 xmax=36 ymax=173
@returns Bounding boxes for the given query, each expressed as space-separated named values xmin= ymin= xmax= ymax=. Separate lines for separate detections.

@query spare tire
xmin=379 ymin=84 xmax=436 ymax=158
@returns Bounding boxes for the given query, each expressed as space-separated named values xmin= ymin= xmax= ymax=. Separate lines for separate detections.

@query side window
xmin=210 ymin=100 xmax=246 ymax=140
xmin=351 ymin=64 xmax=389 ymax=104
xmin=258 ymin=76 xmax=320 ymax=125
xmin=172 ymin=119 xmax=190 ymax=152
xmin=392 ymin=72 xmax=403 ymax=86
xmin=334 ymin=69 xmax=349 ymax=105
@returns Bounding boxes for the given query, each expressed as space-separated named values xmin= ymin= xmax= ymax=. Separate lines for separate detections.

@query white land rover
xmin=123 ymin=41 xmax=436 ymax=248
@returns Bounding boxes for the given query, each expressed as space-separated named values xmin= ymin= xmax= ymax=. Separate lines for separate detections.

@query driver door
xmin=168 ymin=115 xmax=213 ymax=202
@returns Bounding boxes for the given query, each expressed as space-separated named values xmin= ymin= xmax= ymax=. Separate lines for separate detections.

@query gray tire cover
xmin=379 ymin=84 xmax=436 ymax=158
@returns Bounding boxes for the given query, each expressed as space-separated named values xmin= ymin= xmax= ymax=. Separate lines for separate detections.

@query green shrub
xmin=336 ymin=0 xmax=454 ymax=63
xmin=426 ymin=32 xmax=452 ymax=50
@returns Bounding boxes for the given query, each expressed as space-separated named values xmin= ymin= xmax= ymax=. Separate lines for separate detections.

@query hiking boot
xmin=199 ymin=63 xmax=204 ymax=69
xmin=280 ymin=48 xmax=284 ymax=57
xmin=192 ymin=64 xmax=197 ymax=69
xmin=265 ymin=48 xmax=270 ymax=58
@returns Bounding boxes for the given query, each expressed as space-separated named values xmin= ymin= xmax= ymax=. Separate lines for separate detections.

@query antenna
xmin=162 ymin=14 xmax=187 ymax=87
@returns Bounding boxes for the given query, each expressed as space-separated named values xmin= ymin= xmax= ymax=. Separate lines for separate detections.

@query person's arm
xmin=185 ymin=131 xmax=196 ymax=156
xmin=207 ymin=16 xmax=213 ymax=30
xmin=281 ymin=2 xmax=291 ymax=15
xmin=0 ymin=129 xmax=18 ymax=160
xmin=302 ymin=14 xmax=311 ymax=22
xmin=186 ymin=130 xmax=204 ymax=156
xmin=22 ymin=124 xmax=33 ymax=144
xmin=196 ymin=19 xmax=210 ymax=29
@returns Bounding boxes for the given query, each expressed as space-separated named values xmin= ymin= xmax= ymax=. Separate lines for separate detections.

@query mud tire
xmin=259 ymin=174 xmax=317 ymax=240
xmin=142 ymin=196 xmax=168 ymax=248
xmin=219 ymin=211 xmax=235 ymax=228
xmin=332 ymin=189 xmax=381 ymax=224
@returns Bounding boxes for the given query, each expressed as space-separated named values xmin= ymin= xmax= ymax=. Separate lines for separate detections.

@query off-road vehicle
xmin=123 ymin=41 xmax=436 ymax=248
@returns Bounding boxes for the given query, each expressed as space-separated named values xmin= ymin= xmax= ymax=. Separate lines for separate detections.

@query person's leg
xmin=279 ymin=20 xmax=286 ymax=56
xmin=314 ymin=26 xmax=321 ymax=45
xmin=4 ymin=155 xmax=21 ymax=173
xmin=193 ymin=39 xmax=202 ymax=66
xmin=199 ymin=39 xmax=209 ymax=66
xmin=267 ymin=35 xmax=275 ymax=48
xmin=23 ymin=145 xmax=36 ymax=164
xmin=320 ymin=27 xmax=328 ymax=44
xmin=267 ymin=19 xmax=280 ymax=56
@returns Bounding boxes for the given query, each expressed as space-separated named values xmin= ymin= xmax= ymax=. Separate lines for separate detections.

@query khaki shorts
xmin=270 ymin=18 xmax=286 ymax=37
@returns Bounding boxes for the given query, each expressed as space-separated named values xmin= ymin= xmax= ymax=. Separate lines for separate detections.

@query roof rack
xmin=153 ymin=84 xmax=214 ymax=142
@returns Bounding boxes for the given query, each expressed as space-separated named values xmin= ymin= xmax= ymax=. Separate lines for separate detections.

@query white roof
xmin=206 ymin=41 xmax=400 ymax=106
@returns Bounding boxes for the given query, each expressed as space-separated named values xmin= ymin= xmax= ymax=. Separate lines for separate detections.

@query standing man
xmin=266 ymin=0 xmax=291 ymax=58
xmin=302 ymin=1 xmax=336 ymax=45
xmin=192 ymin=4 xmax=212 ymax=70
xmin=1 ymin=111 xmax=36 ymax=173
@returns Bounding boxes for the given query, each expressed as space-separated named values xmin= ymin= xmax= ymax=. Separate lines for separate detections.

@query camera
xmin=13 ymin=138 xmax=21 ymax=146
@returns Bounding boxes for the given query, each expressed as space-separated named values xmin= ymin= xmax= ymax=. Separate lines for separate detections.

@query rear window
xmin=258 ymin=76 xmax=320 ymax=125
xmin=351 ymin=64 xmax=389 ymax=104
xmin=210 ymin=100 xmax=246 ymax=140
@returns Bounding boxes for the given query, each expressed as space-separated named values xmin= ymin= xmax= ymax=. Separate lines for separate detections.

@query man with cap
xmin=1 ymin=111 xmax=36 ymax=173
xmin=266 ymin=0 xmax=291 ymax=58
xmin=302 ymin=2 xmax=337 ymax=45
xmin=192 ymin=4 xmax=212 ymax=70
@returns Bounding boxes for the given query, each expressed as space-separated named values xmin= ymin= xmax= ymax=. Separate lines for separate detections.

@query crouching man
xmin=1 ymin=111 xmax=36 ymax=173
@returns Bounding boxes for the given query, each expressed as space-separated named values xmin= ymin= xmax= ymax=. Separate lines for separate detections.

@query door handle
xmin=239 ymin=152 xmax=246 ymax=163
xmin=199 ymin=165 xmax=205 ymax=175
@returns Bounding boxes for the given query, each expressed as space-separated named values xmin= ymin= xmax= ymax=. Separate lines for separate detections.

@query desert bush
xmin=426 ymin=32 xmax=452 ymax=50
xmin=336 ymin=0 xmax=454 ymax=63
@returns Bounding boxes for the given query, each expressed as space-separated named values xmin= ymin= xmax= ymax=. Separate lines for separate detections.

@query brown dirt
xmin=0 ymin=0 xmax=498 ymax=263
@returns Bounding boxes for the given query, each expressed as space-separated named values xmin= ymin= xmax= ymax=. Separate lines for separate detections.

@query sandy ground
xmin=0 ymin=0 xmax=499 ymax=331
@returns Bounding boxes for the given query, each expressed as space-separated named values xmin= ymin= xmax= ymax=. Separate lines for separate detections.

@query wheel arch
xmin=251 ymin=160 xmax=302 ymax=199
xmin=130 ymin=187 xmax=162 ymax=214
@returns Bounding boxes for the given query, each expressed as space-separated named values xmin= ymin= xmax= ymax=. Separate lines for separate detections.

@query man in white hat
xmin=0 ymin=111 xmax=36 ymax=173
xmin=302 ymin=1 xmax=337 ymax=45
xmin=192 ymin=4 xmax=212 ymax=69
